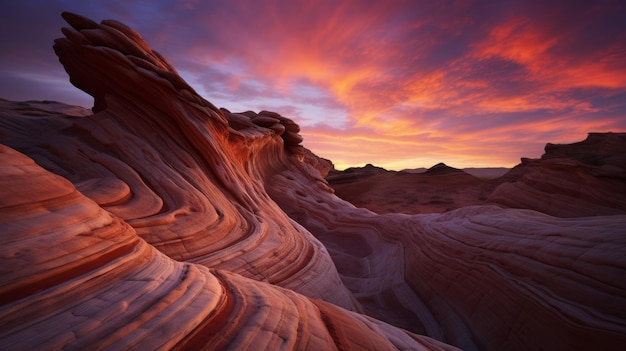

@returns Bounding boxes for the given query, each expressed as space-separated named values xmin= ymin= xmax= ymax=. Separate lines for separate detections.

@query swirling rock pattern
xmin=3 ymin=11 xmax=357 ymax=311
xmin=0 ymin=145 xmax=455 ymax=350
xmin=0 ymin=12 xmax=457 ymax=351
xmin=1 ymin=11 xmax=625 ymax=351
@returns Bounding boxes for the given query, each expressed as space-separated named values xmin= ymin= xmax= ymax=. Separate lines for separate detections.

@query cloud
xmin=1 ymin=0 xmax=625 ymax=169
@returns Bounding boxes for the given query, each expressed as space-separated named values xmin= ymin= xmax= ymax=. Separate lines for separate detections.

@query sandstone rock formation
xmin=267 ymin=145 xmax=626 ymax=351
xmin=327 ymin=163 xmax=485 ymax=214
xmin=0 ymin=12 xmax=452 ymax=350
xmin=327 ymin=140 xmax=626 ymax=217
xmin=25 ymin=11 xmax=357 ymax=311
xmin=486 ymin=132 xmax=626 ymax=217
xmin=0 ymin=144 xmax=453 ymax=350
xmin=1 ymin=12 xmax=625 ymax=351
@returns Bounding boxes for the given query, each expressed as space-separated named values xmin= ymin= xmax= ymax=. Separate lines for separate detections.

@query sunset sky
xmin=1 ymin=1 xmax=625 ymax=170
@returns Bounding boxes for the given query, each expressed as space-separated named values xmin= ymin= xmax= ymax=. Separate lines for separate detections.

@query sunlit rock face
xmin=2 ymin=12 xmax=358 ymax=311
xmin=1 ymin=11 xmax=625 ymax=351
xmin=0 ymin=11 xmax=459 ymax=351
xmin=0 ymin=145 xmax=456 ymax=350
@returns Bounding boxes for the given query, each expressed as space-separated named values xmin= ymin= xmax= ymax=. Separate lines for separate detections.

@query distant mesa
xmin=328 ymin=161 xmax=485 ymax=215
xmin=327 ymin=134 xmax=626 ymax=217
xmin=486 ymin=132 xmax=626 ymax=217
xmin=341 ymin=163 xmax=388 ymax=174
xmin=542 ymin=132 xmax=626 ymax=167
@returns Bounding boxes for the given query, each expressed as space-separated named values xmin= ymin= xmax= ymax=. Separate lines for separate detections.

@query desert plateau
xmin=1 ymin=8 xmax=626 ymax=351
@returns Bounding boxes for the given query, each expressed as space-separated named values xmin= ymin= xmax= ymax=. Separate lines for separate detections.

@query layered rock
xmin=403 ymin=206 xmax=626 ymax=350
xmin=0 ymin=11 xmax=461 ymax=351
xmin=487 ymin=132 xmax=626 ymax=217
xmin=266 ymin=142 xmax=626 ymax=350
xmin=1 ymin=11 xmax=625 ymax=351
xmin=0 ymin=145 xmax=455 ymax=350
xmin=2 ymin=11 xmax=356 ymax=311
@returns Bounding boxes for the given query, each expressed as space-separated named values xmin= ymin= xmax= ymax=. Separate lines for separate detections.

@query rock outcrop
xmin=328 ymin=141 xmax=626 ymax=217
xmin=487 ymin=132 xmax=626 ymax=217
xmin=328 ymin=163 xmax=484 ymax=214
xmin=0 ymin=12 xmax=452 ymax=350
xmin=0 ymin=145 xmax=454 ymax=350
xmin=1 ymin=12 xmax=625 ymax=351
xmin=25 ymin=11 xmax=357 ymax=310
xmin=326 ymin=163 xmax=390 ymax=184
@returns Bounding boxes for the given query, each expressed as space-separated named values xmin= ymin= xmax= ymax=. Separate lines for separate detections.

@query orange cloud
xmin=147 ymin=1 xmax=626 ymax=170
xmin=3 ymin=0 xmax=625 ymax=171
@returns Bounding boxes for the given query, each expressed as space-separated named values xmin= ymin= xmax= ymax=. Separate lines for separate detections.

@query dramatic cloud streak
xmin=1 ymin=0 xmax=625 ymax=169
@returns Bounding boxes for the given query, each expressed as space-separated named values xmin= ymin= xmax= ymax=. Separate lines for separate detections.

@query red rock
xmin=251 ymin=115 xmax=280 ymax=127
xmin=1 ymin=145 xmax=453 ymax=350
xmin=283 ymin=130 xmax=304 ymax=145
xmin=487 ymin=132 xmax=626 ymax=217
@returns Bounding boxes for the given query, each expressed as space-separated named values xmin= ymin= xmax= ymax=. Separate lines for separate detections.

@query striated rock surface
xmin=2 ymin=11 xmax=626 ymax=351
xmin=0 ymin=145 xmax=454 ymax=350
xmin=3 ymin=11 xmax=357 ymax=311
xmin=0 ymin=12 xmax=456 ymax=351
xmin=487 ymin=132 xmax=626 ymax=217
xmin=267 ymin=147 xmax=626 ymax=350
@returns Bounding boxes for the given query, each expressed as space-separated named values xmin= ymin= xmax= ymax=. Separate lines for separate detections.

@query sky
xmin=1 ymin=1 xmax=625 ymax=170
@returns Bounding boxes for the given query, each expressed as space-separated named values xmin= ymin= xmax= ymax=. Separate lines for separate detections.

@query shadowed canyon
xmin=1 ymin=12 xmax=625 ymax=350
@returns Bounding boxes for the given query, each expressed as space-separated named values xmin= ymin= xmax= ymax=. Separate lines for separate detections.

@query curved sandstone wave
xmin=1 ymin=12 xmax=357 ymax=311
xmin=0 ymin=145 xmax=455 ymax=350
xmin=1 ymin=11 xmax=625 ymax=351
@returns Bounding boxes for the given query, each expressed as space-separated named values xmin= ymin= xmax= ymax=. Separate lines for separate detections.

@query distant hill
xmin=327 ymin=162 xmax=486 ymax=214
xmin=424 ymin=162 xmax=465 ymax=175
xmin=326 ymin=163 xmax=392 ymax=184
xmin=402 ymin=165 xmax=509 ymax=179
